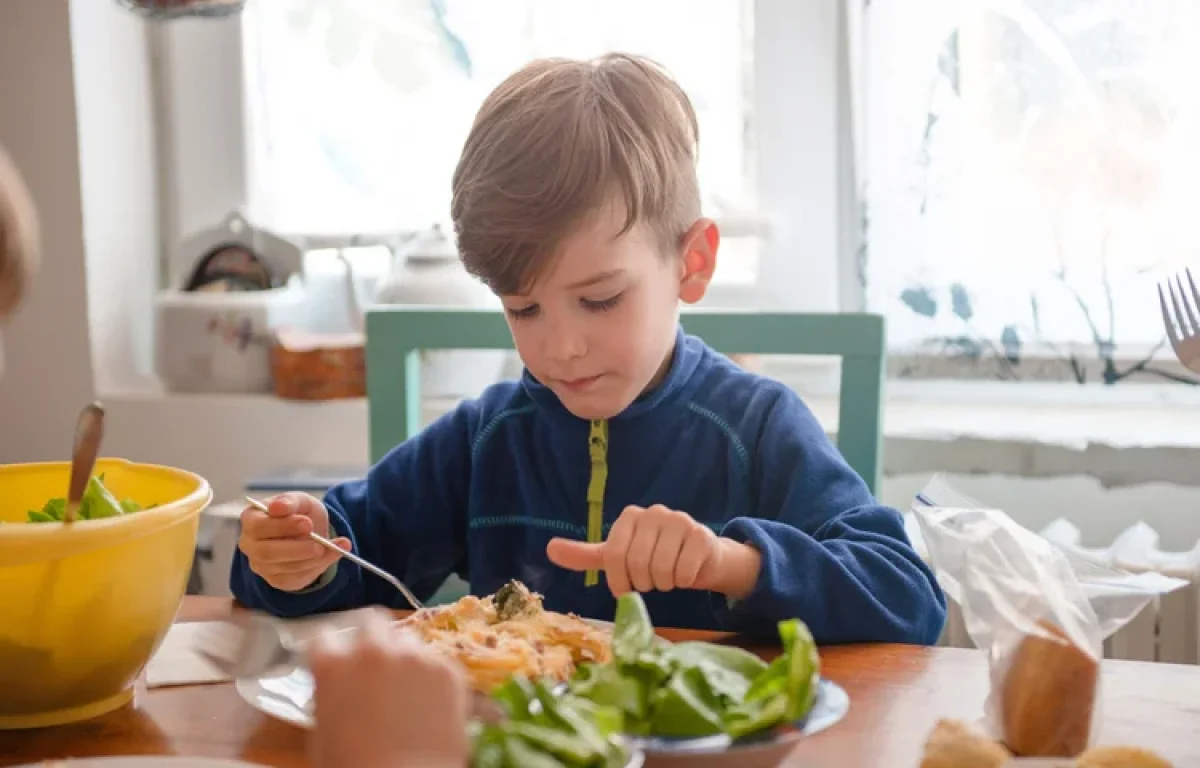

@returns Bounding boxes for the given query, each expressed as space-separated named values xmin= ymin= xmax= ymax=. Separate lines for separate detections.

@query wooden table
xmin=1 ymin=597 xmax=1197 ymax=768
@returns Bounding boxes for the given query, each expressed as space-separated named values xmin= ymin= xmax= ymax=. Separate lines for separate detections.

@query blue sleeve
xmin=715 ymin=390 xmax=946 ymax=645
xmin=230 ymin=401 xmax=477 ymax=618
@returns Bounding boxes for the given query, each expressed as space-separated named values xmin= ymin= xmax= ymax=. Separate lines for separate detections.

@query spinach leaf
xmin=25 ymin=474 xmax=147 ymax=523
xmin=571 ymin=594 xmax=822 ymax=744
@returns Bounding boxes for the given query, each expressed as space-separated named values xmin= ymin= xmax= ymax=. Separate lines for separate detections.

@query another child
xmin=307 ymin=610 xmax=469 ymax=768
xmin=233 ymin=53 xmax=946 ymax=644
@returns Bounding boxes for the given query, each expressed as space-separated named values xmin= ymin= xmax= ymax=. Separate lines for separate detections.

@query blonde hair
xmin=451 ymin=53 xmax=701 ymax=295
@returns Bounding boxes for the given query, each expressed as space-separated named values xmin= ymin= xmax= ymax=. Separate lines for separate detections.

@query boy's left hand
xmin=546 ymin=504 xmax=761 ymax=599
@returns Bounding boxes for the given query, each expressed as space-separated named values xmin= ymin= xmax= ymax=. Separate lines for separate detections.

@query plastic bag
xmin=910 ymin=475 xmax=1187 ymax=758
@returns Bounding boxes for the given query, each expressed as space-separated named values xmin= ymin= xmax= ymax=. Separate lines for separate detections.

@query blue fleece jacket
xmin=231 ymin=327 xmax=946 ymax=644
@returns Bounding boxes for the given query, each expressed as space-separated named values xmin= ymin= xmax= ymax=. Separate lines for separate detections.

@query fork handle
xmin=307 ymin=531 xmax=424 ymax=610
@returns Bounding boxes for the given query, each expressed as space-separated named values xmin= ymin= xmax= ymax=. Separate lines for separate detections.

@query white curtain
xmin=856 ymin=0 xmax=1200 ymax=384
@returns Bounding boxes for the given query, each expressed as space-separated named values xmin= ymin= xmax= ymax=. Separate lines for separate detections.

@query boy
xmin=233 ymin=53 xmax=946 ymax=644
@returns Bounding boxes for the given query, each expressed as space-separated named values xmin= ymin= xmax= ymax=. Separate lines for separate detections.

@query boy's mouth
xmin=559 ymin=374 xmax=603 ymax=393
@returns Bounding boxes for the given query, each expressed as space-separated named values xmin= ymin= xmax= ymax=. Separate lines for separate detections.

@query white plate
xmin=236 ymin=665 xmax=315 ymax=729
xmin=12 ymin=759 xmax=265 ymax=768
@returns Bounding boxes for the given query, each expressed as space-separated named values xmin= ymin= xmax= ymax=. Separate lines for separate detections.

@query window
xmin=864 ymin=0 xmax=1200 ymax=384
xmin=241 ymin=0 xmax=763 ymax=289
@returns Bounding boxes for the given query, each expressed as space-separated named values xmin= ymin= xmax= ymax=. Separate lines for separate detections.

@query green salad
xmin=468 ymin=592 xmax=820 ymax=767
xmin=25 ymin=474 xmax=151 ymax=522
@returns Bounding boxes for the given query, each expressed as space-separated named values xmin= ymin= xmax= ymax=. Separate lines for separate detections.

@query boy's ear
xmin=677 ymin=218 xmax=719 ymax=304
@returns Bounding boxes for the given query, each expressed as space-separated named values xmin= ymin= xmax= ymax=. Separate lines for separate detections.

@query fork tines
xmin=1158 ymin=267 xmax=1200 ymax=349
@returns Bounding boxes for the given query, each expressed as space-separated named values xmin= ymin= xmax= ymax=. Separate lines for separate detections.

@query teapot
xmin=338 ymin=223 xmax=507 ymax=399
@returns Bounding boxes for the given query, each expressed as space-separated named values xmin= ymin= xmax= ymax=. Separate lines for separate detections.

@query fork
xmin=243 ymin=495 xmax=424 ymax=610
xmin=1158 ymin=268 xmax=1200 ymax=373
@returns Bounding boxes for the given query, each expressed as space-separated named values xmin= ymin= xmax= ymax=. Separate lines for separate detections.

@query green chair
xmin=364 ymin=306 xmax=887 ymax=604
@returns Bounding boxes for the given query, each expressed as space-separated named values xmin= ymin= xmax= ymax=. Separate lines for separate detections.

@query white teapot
xmin=342 ymin=223 xmax=507 ymax=400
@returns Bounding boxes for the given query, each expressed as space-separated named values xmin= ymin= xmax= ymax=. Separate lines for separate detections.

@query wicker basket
xmin=270 ymin=329 xmax=365 ymax=401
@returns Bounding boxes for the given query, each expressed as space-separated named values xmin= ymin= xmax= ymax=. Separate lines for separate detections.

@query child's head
xmin=452 ymin=53 xmax=719 ymax=420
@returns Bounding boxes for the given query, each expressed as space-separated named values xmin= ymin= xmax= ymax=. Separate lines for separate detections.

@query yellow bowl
xmin=0 ymin=458 xmax=212 ymax=729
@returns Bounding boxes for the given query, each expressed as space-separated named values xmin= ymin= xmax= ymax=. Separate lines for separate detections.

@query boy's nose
xmin=544 ymin=328 xmax=587 ymax=363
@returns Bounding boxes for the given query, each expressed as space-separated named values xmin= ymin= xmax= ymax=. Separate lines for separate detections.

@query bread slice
xmin=1000 ymin=619 xmax=1099 ymax=757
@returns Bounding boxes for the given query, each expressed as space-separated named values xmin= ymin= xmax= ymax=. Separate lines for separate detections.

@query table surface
xmin=1 ymin=596 xmax=1198 ymax=768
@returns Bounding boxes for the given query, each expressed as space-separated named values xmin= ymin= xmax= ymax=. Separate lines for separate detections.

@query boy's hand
xmin=238 ymin=492 xmax=352 ymax=593
xmin=308 ymin=610 xmax=469 ymax=768
xmin=546 ymin=504 xmax=762 ymax=599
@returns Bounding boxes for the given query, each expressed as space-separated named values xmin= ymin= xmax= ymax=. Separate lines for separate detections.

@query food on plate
xmin=397 ymin=580 xmax=612 ymax=692
xmin=568 ymin=591 xmax=820 ymax=740
xmin=23 ymin=473 xmax=152 ymax=523
xmin=470 ymin=677 xmax=631 ymax=768
xmin=466 ymin=591 xmax=822 ymax=767
xmin=1076 ymin=744 xmax=1174 ymax=768
xmin=919 ymin=719 xmax=1011 ymax=768
xmin=1001 ymin=619 xmax=1099 ymax=757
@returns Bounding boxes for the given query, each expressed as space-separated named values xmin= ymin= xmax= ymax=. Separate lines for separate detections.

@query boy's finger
xmin=266 ymin=495 xmax=297 ymax=518
xmin=243 ymin=510 xmax=313 ymax=540
xmin=546 ymin=538 xmax=605 ymax=572
xmin=603 ymin=516 xmax=636 ymax=596
xmin=247 ymin=537 xmax=325 ymax=564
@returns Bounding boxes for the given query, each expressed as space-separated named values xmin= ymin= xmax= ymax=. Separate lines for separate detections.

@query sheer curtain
xmin=858 ymin=0 xmax=1200 ymax=384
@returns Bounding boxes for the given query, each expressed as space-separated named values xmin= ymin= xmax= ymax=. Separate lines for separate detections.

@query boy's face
xmin=499 ymin=200 xmax=719 ymax=420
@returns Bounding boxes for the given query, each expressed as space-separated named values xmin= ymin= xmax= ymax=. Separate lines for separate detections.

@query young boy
xmin=233 ymin=53 xmax=946 ymax=644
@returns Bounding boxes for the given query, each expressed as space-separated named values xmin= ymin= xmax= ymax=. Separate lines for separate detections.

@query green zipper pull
xmin=584 ymin=419 xmax=609 ymax=587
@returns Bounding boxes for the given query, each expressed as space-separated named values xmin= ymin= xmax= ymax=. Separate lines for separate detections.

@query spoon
xmin=64 ymin=402 xmax=105 ymax=523
xmin=243 ymin=496 xmax=423 ymax=610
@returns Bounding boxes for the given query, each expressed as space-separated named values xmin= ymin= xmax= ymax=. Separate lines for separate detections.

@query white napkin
xmin=144 ymin=607 xmax=381 ymax=689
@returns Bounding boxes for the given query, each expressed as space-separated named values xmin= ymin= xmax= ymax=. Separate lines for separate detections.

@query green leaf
xmin=82 ymin=475 xmax=124 ymax=519
xmin=612 ymin=592 xmax=654 ymax=663
xmin=569 ymin=662 xmax=646 ymax=719
xmin=647 ymin=666 xmax=726 ymax=738
xmin=26 ymin=509 xmax=56 ymax=523
xmin=661 ymin=642 xmax=767 ymax=704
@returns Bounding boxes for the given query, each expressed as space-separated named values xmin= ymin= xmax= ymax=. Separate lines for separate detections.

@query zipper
xmin=585 ymin=419 xmax=609 ymax=587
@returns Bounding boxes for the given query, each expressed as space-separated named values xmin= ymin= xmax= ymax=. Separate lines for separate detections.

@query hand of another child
xmin=308 ymin=610 xmax=469 ymax=768
xmin=238 ymin=492 xmax=351 ymax=592
xmin=546 ymin=504 xmax=761 ymax=599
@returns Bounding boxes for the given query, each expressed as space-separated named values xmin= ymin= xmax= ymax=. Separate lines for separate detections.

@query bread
xmin=1000 ymin=619 xmax=1099 ymax=757
xmin=1076 ymin=745 xmax=1173 ymax=768
xmin=920 ymin=719 xmax=1011 ymax=768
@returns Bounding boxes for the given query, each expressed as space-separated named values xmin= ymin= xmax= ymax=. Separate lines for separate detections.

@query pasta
xmin=396 ymin=580 xmax=612 ymax=692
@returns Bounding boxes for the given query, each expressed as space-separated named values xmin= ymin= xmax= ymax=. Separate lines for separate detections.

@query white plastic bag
xmin=910 ymin=475 xmax=1187 ymax=758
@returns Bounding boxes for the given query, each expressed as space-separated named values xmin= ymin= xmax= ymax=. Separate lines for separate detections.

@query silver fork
xmin=243 ymin=496 xmax=423 ymax=610
xmin=1158 ymin=268 xmax=1200 ymax=374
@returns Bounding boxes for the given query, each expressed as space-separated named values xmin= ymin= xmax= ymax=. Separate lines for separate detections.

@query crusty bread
xmin=920 ymin=718 xmax=1011 ymax=768
xmin=1000 ymin=619 xmax=1099 ymax=757
xmin=1077 ymin=744 xmax=1174 ymax=768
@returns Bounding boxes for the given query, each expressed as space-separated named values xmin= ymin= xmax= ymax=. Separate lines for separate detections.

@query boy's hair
xmin=451 ymin=53 xmax=701 ymax=295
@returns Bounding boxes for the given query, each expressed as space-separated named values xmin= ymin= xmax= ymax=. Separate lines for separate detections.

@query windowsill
xmin=99 ymin=374 xmax=1200 ymax=490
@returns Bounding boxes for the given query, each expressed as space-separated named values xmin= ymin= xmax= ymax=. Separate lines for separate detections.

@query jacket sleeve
xmin=714 ymin=389 xmax=947 ymax=644
xmin=230 ymin=401 xmax=477 ymax=617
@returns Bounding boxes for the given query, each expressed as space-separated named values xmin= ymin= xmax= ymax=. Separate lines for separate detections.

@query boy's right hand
xmin=238 ymin=492 xmax=352 ymax=592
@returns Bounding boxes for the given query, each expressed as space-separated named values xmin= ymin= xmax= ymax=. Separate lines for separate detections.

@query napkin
xmin=144 ymin=607 xmax=380 ymax=689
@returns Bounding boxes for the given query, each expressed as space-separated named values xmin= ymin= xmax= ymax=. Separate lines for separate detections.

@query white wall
xmin=0 ymin=0 xmax=95 ymax=450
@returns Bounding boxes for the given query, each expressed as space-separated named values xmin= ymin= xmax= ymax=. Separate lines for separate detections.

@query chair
xmin=364 ymin=306 xmax=887 ymax=603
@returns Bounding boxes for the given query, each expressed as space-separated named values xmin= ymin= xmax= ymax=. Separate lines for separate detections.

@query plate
xmin=625 ymin=678 xmax=851 ymax=768
xmin=236 ymin=665 xmax=315 ymax=729
xmin=12 ymin=759 xmax=265 ymax=768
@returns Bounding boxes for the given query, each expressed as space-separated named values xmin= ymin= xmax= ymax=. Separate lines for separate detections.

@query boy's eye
xmin=504 ymin=303 xmax=540 ymax=320
xmin=582 ymin=292 xmax=624 ymax=313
